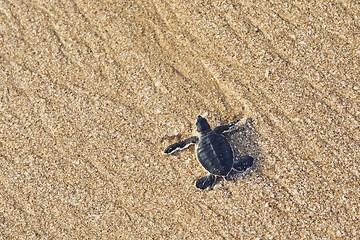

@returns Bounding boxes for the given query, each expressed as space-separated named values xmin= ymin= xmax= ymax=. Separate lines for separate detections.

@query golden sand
xmin=0 ymin=1 xmax=359 ymax=239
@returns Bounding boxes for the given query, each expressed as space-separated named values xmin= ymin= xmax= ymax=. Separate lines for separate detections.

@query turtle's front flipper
xmin=163 ymin=136 xmax=199 ymax=154
xmin=233 ymin=156 xmax=254 ymax=172
xmin=195 ymin=174 xmax=218 ymax=190
xmin=213 ymin=120 xmax=239 ymax=134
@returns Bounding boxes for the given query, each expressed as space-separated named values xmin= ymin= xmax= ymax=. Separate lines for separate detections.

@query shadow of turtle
xmin=223 ymin=117 xmax=261 ymax=182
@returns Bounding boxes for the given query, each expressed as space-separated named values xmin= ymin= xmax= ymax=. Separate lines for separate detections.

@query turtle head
xmin=196 ymin=115 xmax=211 ymax=134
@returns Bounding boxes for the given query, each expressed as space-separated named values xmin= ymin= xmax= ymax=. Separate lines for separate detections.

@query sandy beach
xmin=1 ymin=1 xmax=359 ymax=239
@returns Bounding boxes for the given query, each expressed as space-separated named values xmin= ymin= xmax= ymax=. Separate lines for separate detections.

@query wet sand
xmin=1 ymin=1 xmax=359 ymax=239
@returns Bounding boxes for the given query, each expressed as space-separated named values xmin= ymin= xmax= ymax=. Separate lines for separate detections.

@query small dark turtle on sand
xmin=163 ymin=116 xmax=254 ymax=190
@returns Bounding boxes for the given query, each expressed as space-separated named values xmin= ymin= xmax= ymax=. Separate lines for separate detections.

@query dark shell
xmin=196 ymin=131 xmax=234 ymax=176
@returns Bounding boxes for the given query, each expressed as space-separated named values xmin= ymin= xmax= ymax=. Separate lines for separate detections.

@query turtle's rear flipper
xmin=163 ymin=136 xmax=198 ymax=154
xmin=233 ymin=156 xmax=254 ymax=172
xmin=195 ymin=174 xmax=217 ymax=190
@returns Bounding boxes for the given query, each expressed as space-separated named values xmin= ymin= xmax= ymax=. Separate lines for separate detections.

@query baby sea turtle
xmin=164 ymin=116 xmax=254 ymax=190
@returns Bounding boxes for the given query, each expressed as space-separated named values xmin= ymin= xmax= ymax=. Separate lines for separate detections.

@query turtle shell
xmin=196 ymin=131 xmax=234 ymax=176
